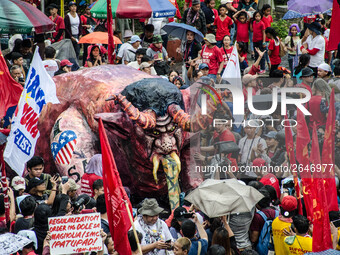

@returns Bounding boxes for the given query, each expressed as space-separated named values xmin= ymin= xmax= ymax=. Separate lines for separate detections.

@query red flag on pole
xmin=98 ymin=118 xmax=132 ymax=255
xmin=322 ymin=89 xmax=338 ymax=211
xmin=328 ymin=0 xmax=340 ymax=51
xmin=284 ymin=115 xmax=303 ymax=215
xmin=296 ymin=108 xmax=313 ymax=220
xmin=311 ymin=123 xmax=332 ymax=252
xmin=107 ymin=0 xmax=115 ymax=64
xmin=0 ymin=50 xmax=23 ymax=119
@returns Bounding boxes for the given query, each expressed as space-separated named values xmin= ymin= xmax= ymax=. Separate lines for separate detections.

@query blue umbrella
xmin=163 ymin=22 xmax=204 ymax=42
xmin=282 ymin=10 xmax=303 ymax=19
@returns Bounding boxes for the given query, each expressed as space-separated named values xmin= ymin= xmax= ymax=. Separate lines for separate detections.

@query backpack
xmin=256 ymin=210 xmax=279 ymax=255
xmin=279 ymin=39 xmax=287 ymax=57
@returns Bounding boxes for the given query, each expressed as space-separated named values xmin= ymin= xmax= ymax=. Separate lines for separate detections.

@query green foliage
xmin=271 ymin=18 xmax=289 ymax=39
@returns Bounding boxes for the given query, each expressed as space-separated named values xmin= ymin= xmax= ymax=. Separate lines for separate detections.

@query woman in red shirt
xmin=251 ymin=11 xmax=266 ymax=74
xmin=218 ymin=35 xmax=233 ymax=71
xmin=265 ymin=27 xmax=281 ymax=77
xmin=214 ymin=4 xmax=233 ymax=48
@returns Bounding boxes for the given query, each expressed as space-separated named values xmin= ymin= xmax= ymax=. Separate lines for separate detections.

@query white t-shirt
xmin=148 ymin=17 xmax=168 ymax=36
xmin=238 ymin=136 xmax=267 ymax=165
xmin=305 ymin=35 xmax=325 ymax=68
xmin=42 ymin=59 xmax=58 ymax=77
xmin=68 ymin=13 xmax=80 ymax=36
xmin=134 ymin=218 xmax=173 ymax=255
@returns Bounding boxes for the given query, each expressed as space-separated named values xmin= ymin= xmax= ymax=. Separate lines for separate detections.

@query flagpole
xmin=124 ymin=200 xmax=143 ymax=255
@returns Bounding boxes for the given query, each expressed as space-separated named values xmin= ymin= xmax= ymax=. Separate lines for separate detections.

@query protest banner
xmin=4 ymin=47 xmax=59 ymax=176
xmin=48 ymin=213 xmax=102 ymax=255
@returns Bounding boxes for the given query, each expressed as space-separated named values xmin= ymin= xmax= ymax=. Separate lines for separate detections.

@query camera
xmin=183 ymin=212 xmax=195 ymax=218
xmin=61 ymin=176 xmax=68 ymax=184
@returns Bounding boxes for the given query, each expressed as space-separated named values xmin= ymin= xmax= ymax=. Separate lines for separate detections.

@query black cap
xmin=174 ymin=207 xmax=187 ymax=221
xmin=47 ymin=3 xmax=59 ymax=10
xmin=307 ymin=21 xmax=322 ymax=35
xmin=301 ymin=67 xmax=314 ymax=77
xmin=26 ymin=177 xmax=45 ymax=192
xmin=68 ymin=1 xmax=77 ymax=7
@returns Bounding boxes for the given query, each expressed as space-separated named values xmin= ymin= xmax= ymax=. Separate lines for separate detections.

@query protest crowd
xmin=1 ymin=0 xmax=340 ymax=255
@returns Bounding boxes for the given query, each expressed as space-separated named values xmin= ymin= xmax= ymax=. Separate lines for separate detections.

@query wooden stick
xmin=125 ymin=200 xmax=143 ymax=255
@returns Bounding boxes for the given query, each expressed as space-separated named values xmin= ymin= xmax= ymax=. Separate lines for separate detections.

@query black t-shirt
xmin=201 ymin=3 xmax=215 ymax=25
xmin=184 ymin=40 xmax=202 ymax=68
xmin=14 ymin=217 xmax=34 ymax=233
xmin=140 ymin=33 xmax=153 ymax=48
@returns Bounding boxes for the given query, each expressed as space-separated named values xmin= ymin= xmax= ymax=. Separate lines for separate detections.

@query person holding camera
xmin=134 ymin=198 xmax=173 ymax=255
xmin=10 ymin=65 xmax=25 ymax=87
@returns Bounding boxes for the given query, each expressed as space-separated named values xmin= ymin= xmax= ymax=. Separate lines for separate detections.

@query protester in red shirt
xmin=80 ymin=154 xmax=103 ymax=197
xmin=266 ymin=27 xmax=281 ymax=76
xmin=261 ymin=4 xmax=273 ymax=38
xmin=219 ymin=35 xmax=233 ymax=70
xmin=306 ymin=78 xmax=331 ymax=130
xmin=200 ymin=33 xmax=224 ymax=81
xmin=233 ymin=11 xmax=250 ymax=45
xmin=214 ymin=4 xmax=233 ymax=48
xmin=251 ymin=11 xmax=266 ymax=73
xmin=47 ymin=4 xmax=65 ymax=43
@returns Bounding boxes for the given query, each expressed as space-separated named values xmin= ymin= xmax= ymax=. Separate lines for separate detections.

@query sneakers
xmin=258 ymin=70 xmax=266 ymax=75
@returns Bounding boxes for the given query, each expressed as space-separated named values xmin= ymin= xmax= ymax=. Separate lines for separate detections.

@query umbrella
xmin=163 ymin=22 xmax=204 ymax=42
xmin=283 ymin=9 xmax=332 ymax=19
xmin=78 ymin=32 xmax=122 ymax=45
xmin=89 ymin=1 xmax=97 ymax=8
xmin=0 ymin=232 xmax=32 ymax=254
xmin=287 ymin=0 xmax=332 ymax=15
xmin=0 ymin=0 xmax=54 ymax=34
xmin=185 ymin=179 xmax=264 ymax=218
xmin=91 ymin=0 xmax=176 ymax=19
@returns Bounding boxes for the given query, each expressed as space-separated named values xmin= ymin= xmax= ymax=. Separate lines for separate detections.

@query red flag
xmin=296 ymin=108 xmax=313 ymax=220
xmin=0 ymin=51 xmax=23 ymax=119
xmin=284 ymin=115 xmax=303 ymax=215
xmin=311 ymin=123 xmax=332 ymax=252
xmin=98 ymin=118 xmax=132 ymax=255
xmin=329 ymin=0 xmax=340 ymax=51
xmin=322 ymin=89 xmax=338 ymax=211
xmin=107 ymin=0 xmax=115 ymax=64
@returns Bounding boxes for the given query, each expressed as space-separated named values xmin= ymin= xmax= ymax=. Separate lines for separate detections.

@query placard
xmin=49 ymin=213 xmax=102 ymax=255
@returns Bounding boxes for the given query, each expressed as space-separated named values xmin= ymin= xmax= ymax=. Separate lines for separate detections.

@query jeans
xmin=230 ymin=24 xmax=236 ymax=45
xmin=249 ymin=30 xmax=253 ymax=52
xmin=207 ymin=74 xmax=217 ymax=82
xmin=240 ymin=60 xmax=248 ymax=74
xmin=288 ymin=54 xmax=295 ymax=73
xmin=253 ymin=41 xmax=265 ymax=71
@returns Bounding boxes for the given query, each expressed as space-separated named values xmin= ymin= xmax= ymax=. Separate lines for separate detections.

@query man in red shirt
xmin=48 ymin=4 xmax=65 ymax=43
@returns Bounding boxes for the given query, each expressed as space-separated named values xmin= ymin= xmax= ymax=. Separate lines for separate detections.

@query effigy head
xmin=100 ymin=78 xmax=192 ymax=209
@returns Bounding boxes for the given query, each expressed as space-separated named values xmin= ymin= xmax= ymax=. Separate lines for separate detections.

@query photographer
xmin=10 ymin=65 xmax=25 ymax=87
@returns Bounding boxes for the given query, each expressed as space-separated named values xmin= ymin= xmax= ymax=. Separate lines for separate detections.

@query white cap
xmin=11 ymin=176 xmax=26 ymax=191
xmin=318 ymin=62 xmax=331 ymax=72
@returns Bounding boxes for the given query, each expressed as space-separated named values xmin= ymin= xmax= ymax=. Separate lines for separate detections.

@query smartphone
xmin=165 ymin=239 xmax=171 ymax=244
xmin=61 ymin=176 xmax=68 ymax=184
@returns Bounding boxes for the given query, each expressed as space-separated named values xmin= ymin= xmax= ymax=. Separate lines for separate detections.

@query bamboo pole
xmin=124 ymin=200 xmax=143 ymax=255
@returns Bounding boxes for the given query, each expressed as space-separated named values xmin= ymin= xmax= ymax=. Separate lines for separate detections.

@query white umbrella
xmin=185 ymin=179 xmax=264 ymax=218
